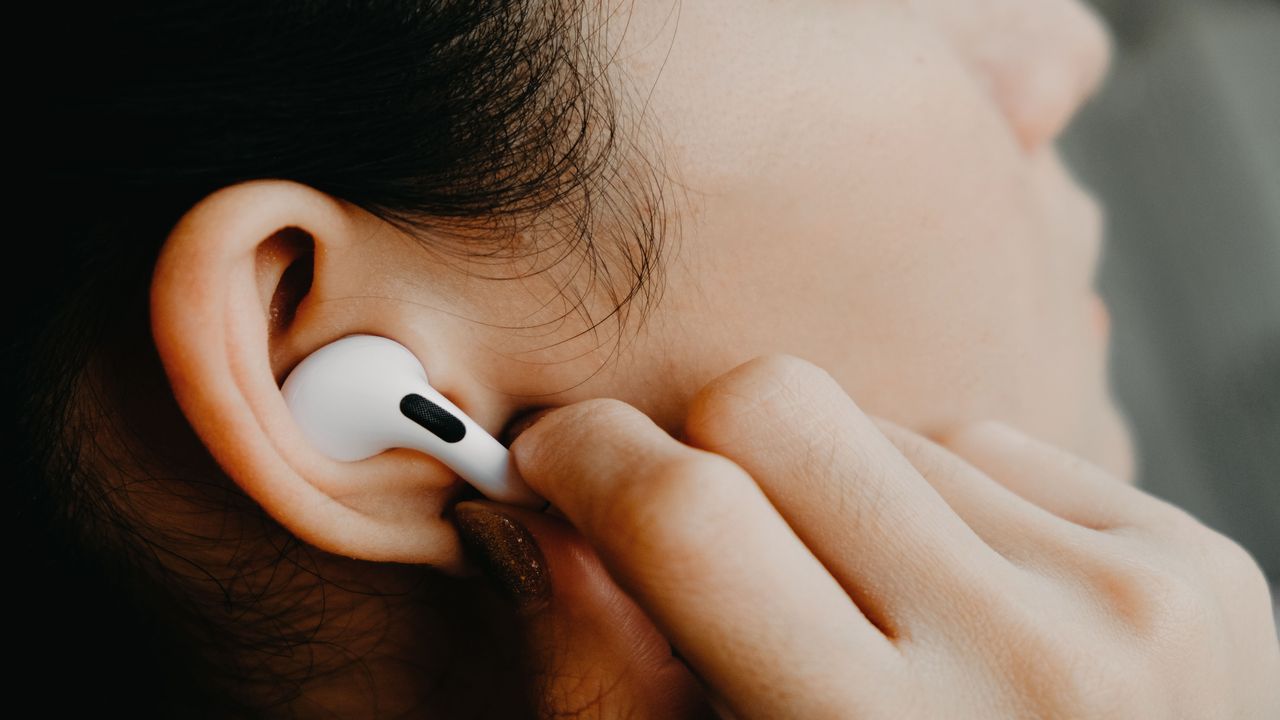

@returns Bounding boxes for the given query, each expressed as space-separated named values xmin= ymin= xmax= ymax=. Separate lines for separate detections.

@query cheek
xmin=666 ymin=30 xmax=1053 ymax=432
xmin=616 ymin=2 xmax=1105 ymax=453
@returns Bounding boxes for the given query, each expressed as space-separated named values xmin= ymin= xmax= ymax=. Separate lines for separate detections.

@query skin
xmin=496 ymin=359 xmax=1280 ymax=717
xmin=600 ymin=0 xmax=1131 ymax=484
xmin=140 ymin=0 xmax=1277 ymax=716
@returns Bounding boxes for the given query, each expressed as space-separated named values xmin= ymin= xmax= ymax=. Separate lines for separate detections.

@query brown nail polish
xmin=454 ymin=503 xmax=551 ymax=612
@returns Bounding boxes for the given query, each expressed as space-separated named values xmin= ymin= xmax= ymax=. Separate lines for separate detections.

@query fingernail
xmin=454 ymin=502 xmax=551 ymax=612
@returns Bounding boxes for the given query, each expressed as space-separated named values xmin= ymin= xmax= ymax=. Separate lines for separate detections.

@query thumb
xmin=453 ymin=499 xmax=714 ymax=719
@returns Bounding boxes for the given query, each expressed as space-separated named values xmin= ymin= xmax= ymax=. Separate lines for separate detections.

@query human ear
xmin=150 ymin=179 xmax=497 ymax=574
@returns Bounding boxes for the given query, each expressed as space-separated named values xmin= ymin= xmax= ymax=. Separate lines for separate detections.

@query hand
xmin=453 ymin=355 xmax=1280 ymax=718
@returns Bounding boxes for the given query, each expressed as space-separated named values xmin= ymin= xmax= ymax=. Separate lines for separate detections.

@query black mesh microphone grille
xmin=399 ymin=393 xmax=467 ymax=443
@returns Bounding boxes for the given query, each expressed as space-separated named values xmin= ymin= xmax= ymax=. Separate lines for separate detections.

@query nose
xmin=931 ymin=0 xmax=1115 ymax=153
xmin=998 ymin=2 xmax=1114 ymax=152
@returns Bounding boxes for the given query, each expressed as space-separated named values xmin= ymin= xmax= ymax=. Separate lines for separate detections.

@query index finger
xmin=508 ymin=398 xmax=902 ymax=717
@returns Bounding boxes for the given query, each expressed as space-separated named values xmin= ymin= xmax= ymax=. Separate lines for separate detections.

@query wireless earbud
xmin=281 ymin=334 xmax=546 ymax=509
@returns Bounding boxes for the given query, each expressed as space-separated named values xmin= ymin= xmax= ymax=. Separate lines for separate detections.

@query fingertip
xmin=507 ymin=397 xmax=674 ymax=503
xmin=505 ymin=399 xmax=615 ymax=466
xmin=684 ymin=353 xmax=848 ymax=455
xmin=503 ymin=406 xmax=558 ymax=452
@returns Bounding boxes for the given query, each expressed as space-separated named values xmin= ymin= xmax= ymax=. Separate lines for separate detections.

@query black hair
xmin=11 ymin=0 xmax=674 ymax=715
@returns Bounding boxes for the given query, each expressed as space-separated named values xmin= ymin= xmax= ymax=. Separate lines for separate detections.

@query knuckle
xmin=1145 ymin=501 xmax=1201 ymax=535
xmin=1098 ymin=553 xmax=1215 ymax=645
xmin=514 ymin=397 xmax=648 ymax=470
xmin=603 ymin=452 xmax=754 ymax=570
xmin=1144 ymin=567 xmax=1211 ymax=636
xmin=1134 ymin=515 xmax=1271 ymax=628
xmin=993 ymin=619 xmax=1144 ymax=717
xmin=1198 ymin=529 xmax=1272 ymax=611
xmin=572 ymin=396 xmax=649 ymax=429
xmin=1202 ymin=528 xmax=1266 ymax=582
xmin=685 ymin=353 xmax=836 ymax=451
xmin=1133 ymin=494 xmax=1222 ymax=540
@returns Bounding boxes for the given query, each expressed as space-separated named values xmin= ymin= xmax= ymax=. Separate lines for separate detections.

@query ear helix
xmin=281 ymin=334 xmax=546 ymax=509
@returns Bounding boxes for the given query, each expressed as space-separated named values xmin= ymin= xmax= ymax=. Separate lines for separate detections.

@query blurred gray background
xmin=1062 ymin=0 xmax=1278 ymax=623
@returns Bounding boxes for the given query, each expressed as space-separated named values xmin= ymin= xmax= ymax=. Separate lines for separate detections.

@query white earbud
xmin=281 ymin=334 xmax=546 ymax=509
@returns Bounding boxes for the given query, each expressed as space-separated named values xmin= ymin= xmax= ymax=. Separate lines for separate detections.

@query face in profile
xmin=32 ymin=0 xmax=1158 ymax=714
xmin=143 ymin=0 xmax=1131 ymax=579
xmin=464 ymin=0 xmax=1131 ymax=480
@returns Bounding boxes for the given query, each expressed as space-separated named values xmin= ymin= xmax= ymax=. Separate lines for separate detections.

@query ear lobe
xmin=150 ymin=179 xmax=479 ymax=574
